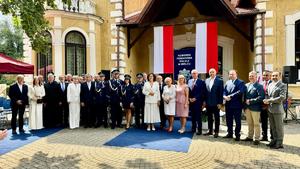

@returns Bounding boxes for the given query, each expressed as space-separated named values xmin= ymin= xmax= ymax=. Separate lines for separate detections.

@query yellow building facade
xmin=24 ymin=0 xmax=127 ymax=78
xmin=121 ymin=0 xmax=260 ymax=81
xmin=255 ymin=0 xmax=300 ymax=98
xmin=23 ymin=0 xmax=300 ymax=99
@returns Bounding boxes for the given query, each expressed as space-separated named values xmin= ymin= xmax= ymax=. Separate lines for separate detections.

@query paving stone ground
xmin=0 ymin=121 xmax=300 ymax=169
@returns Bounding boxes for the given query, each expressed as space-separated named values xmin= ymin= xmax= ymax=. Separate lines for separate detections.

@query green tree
xmin=0 ymin=20 xmax=24 ymax=85
xmin=0 ymin=0 xmax=70 ymax=53
xmin=0 ymin=20 xmax=23 ymax=59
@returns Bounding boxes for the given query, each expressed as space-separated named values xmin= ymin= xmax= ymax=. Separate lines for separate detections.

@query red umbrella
xmin=0 ymin=53 xmax=34 ymax=74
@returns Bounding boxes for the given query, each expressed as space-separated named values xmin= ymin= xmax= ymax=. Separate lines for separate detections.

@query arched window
xmin=295 ymin=20 xmax=300 ymax=70
xmin=65 ymin=31 xmax=86 ymax=75
xmin=37 ymin=32 xmax=52 ymax=78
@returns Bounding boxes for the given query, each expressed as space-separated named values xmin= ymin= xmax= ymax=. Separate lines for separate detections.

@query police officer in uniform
xmin=95 ymin=72 xmax=109 ymax=128
xmin=134 ymin=73 xmax=145 ymax=128
xmin=121 ymin=74 xmax=135 ymax=129
xmin=108 ymin=69 xmax=124 ymax=129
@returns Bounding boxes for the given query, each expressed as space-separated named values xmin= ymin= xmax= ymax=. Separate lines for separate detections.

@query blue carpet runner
xmin=104 ymin=120 xmax=194 ymax=153
xmin=0 ymin=126 xmax=61 ymax=155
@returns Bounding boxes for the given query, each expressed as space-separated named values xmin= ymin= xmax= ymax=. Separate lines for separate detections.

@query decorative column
xmin=53 ymin=16 xmax=63 ymax=77
xmin=89 ymin=20 xmax=96 ymax=75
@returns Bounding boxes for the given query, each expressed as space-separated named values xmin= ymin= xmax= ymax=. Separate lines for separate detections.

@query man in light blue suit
xmin=223 ymin=70 xmax=246 ymax=141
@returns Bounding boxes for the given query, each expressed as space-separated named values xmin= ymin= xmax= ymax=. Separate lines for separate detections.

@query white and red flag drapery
xmin=153 ymin=26 xmax=174 ymax=74
xmin=195 ymin=22 xmax=218 ymax=73
xmin=153 ymin=22 xmax=218 ymax=74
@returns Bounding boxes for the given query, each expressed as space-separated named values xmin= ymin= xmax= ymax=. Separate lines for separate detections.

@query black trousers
xmin=225 ymin=107 xmax=242 ymax=137
xmin=95 ymin=102 xmax=107 ymax=126
xmin=191 ymin=104 xmax=202 ymax=131
xmin=11 ymin=105 xmax=25 ymax=131
xmin=134 ymin=103 xmax=144 ymax=128
xmin=44 ymin=102 xmax=59 ymax=128
xmin=207 ymin=106 xmax=220 ymax=133
xmin=110 ymin=102 xmax=122 ymax=127
xmin=159 ymin=103 xmax=166 ymax=127
xmin=59 ymin=102 xmax=69 ymax=127
xmin=82 ymin=103 xmax=95 ymax=127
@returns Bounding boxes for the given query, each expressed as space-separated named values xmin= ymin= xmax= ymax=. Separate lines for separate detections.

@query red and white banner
xmin=195 ymin=22 xmax=218 ymax=73
xmin=153 ymin=26 xmax=174 ymax=74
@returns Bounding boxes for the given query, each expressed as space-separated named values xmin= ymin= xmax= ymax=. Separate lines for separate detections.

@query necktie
xmin=192 ymin=79 xmax=196 ymax=90
xmin=264 ymin=81 xmax=267 ymax=93
xmin=61 ymin=83 xmax=65 ymax=92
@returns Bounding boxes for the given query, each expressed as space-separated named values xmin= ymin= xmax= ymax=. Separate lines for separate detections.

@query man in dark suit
xmin=157 ymin=75 xmax=166 ymax=129
xmin=80 ymin=74 xmax=96 ymax=128
xmin=204 ymin=68 xmax=224 ymax=138
xmin=94 ymin=72 xmax=109 ymax=128
xmin=134 ymin=73 xmax=145 ymax=128
xmin=108 ymin=69 xmax=123 ymax=129
xmin=263 ymin=71 xmax=286 ymax=149
xmin=44 ymin=73 xmax=61 ymax=128
xmin=243 ymin=71 xmax=265 ymax=145
xmin=8 ymin=75 xmax=28 ymax=134
xmin=188 ymin=69 xmax=207 ymax=135
xmin=223 ymin=70 xmax=246 ymax=141
xmin=58 ymin=75 xmax=69 ymax=128
xmin=261 ymin=70 xmax=272 ymax=141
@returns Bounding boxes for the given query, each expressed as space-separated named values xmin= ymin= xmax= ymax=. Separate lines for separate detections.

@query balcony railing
xmin=48 ymin=0 xmax=96 ymax=15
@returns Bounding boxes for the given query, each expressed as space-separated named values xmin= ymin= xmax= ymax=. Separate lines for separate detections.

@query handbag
xmin=36 ymin=99 xmax=43 ymax=104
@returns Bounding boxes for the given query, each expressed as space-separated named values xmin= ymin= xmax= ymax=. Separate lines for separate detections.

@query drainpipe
xmin=261 ymin=13 xmax=266 ymax=72
xmin=117 ymin=26 xmax=120 ymax=70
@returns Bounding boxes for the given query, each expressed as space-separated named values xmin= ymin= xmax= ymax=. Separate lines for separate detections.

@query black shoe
xmin=270 ymin=144 xmax=284 ymax=149
xmin=242 ymin=137 xmax=253 ymax=141
xmin=104 ymin=123 xmax=108 ymax=128
xmin=235 ymin=137 xmax=240 ymax=141
xmin=192 ymin=128 xmax=196 ymax=133
xmin=214 ymin=133 xmax=219 ymax=138
xmin=223 ymin=134 xmax=233 ymax=138
xmin=253 ymin=140 xmax=260 ymax=145
xmin=260 ymin=137 xmax=268 ymax=141
xmin=111 ymin=125 xmax=115 ymax=129
xmin=196 ymin=131 xmax=202 ymax=135
xmin=117 ymin=125 xmax=123 ymax=128
xmin=204 ymin=132 xmax=213 ymax=136
xmin=12 ymin=130 xmax=17 ymax=134
xmin=19 ymin=129 xmax=25 ymax=133
xmin=267 ymin=141 xmax=276 ymax=147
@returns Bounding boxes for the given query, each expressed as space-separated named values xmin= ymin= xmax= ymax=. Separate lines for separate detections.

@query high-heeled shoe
xmin=178 ymin=128 xmax=185 ymax=134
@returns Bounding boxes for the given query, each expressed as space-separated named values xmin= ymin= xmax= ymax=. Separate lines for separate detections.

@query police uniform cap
xmin=136 ymin=73 xmax=143 ymax=78
xmin=98 ymin=72 xmax=105 ymax=77
xmin=124 ymin=74 xmax=131 ymax=80
xmin=111 ymin=69 xmax=120 ymax=74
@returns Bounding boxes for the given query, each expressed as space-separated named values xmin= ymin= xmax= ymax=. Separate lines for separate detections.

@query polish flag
xmin=153 ymin=26 xmax=174 ymax=74
xmin=195 ymin=22 xmax=218 ymax=73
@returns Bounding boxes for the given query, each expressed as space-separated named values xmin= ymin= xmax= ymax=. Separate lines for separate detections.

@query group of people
xmin=7 ymin=68 xmax=287 ymax=149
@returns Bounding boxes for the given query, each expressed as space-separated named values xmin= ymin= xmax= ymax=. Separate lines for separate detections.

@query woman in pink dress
xmin=176 ymin=75 xmax=189 ymax=134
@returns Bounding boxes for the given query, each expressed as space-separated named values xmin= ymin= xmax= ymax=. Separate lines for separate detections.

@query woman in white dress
xmin=143 ymin=73 xmax=161 ymax=131
xmin=162 ymin=77 xmax=176 ymax=132
xmin=28 ymin=76 xmax=45 ymax=130
xmin=67 ymin=76 xmax=81 ymax=129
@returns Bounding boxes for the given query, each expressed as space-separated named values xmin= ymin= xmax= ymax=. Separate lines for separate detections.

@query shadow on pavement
xmin=214 ymin=155 xmax=300 ymax=169
xmin=98 ymin=158 xmax=162 ymax=169
xmin=13 ymin=151 xmax=81 ymax=169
